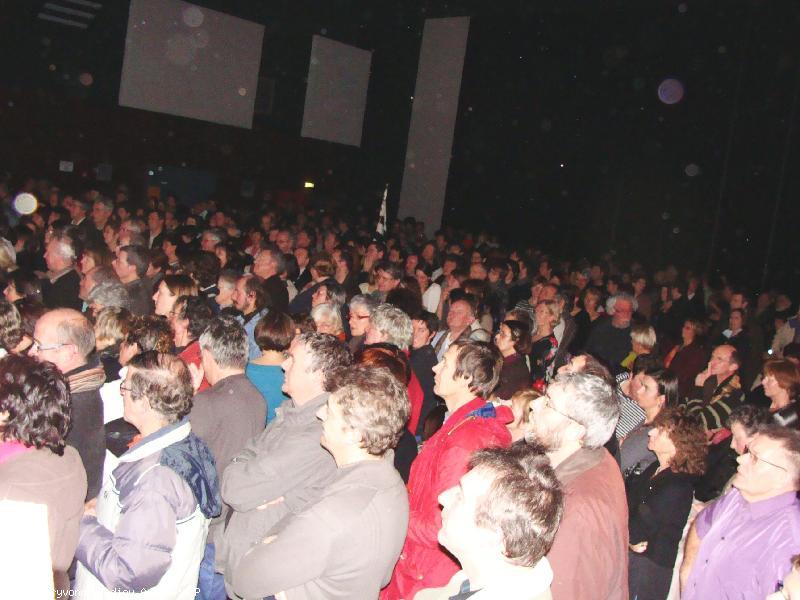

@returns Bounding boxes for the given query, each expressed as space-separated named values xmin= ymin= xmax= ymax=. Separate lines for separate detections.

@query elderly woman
xmin=492 ymin=318 xmax=532 ymax=400
xmin=347 ymin=294 xmax=378 ymax=354
xmin=311 ymin=302 xmax=345 ymax=340
xmin=627 ymin=408 xmax=708 ymax=600
xmin=0 ymin=355 xmax=88 ymax=593
xmin=152 ymin=273 xmax=198 ymax=318
xmin=621 ymin=323 xmax=657 ymax=371
xmin=620 ymin=367 xmax=679 ymax=479
xmin=246 ymin=310 xmax=293 ymax=423
xmin=75 ymin=352 xmax=221 ymax=598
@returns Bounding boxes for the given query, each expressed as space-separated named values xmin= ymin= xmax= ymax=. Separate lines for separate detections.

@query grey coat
xmin=216 ymin=393 xmax=338 ymax=596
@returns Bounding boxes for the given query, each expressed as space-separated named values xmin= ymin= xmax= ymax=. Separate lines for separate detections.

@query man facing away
xmin=381 ymin=341 xmax=513 ymax=600
xmin=231 ymin=365 xmax=410 ymax=599
xmin=216 ymin=332 xmax=352 ymax=598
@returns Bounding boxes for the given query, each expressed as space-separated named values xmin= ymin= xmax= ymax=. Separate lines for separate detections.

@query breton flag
xmin=376 ymin=184 xmax=388 ymax=236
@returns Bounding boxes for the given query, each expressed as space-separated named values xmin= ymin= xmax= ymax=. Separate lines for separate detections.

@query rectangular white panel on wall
xmin=301 ymin=35 xmax=372 ymax=147
xmin=119 ymin=0 xmax=264 ymax=129
xmin=398 ymin=17 xmax=470 ymax=235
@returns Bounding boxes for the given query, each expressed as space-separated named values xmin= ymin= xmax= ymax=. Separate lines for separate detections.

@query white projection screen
xmin=301 ymin=35 xmax=372 ymax=147
xmin=398 ymin=17 xmax=470 ymax=235
xmin=119 ymin=0 xmax=264 ymax=129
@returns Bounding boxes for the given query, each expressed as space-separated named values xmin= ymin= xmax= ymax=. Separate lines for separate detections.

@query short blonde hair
xmin=536 ymin=299 xmax=561 ymax=328
xmin=94 ymin=306 xmax=132 ymax=347
xmin=630 ymin=324 xmax=657 ymax=351
xmin=511 ymin=389 xmax=541 ymax=424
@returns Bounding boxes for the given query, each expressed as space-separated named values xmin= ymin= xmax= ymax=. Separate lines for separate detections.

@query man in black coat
xmin=41 ymin=231 xmax=82 ymax=310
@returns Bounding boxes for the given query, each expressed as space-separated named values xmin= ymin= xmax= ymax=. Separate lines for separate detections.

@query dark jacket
xmin=584 ymin=318 xmax=632 ymax=372
xmin=626 ymin=463 xmax=695 ymax=600
xmin=124 ymin=277 xmax=154 ymax=316
xmin=493 ymin=353 xmax=531 ymax=400
xmin=42 ymin=268 xmax=82 ymax=310
xmin=64 ymin=360 xmax=107 ymax=500
xmin=263 ymin=274 xmax=289 ymax=313
xmin=409 ymin=344 xmax=439 ymax=437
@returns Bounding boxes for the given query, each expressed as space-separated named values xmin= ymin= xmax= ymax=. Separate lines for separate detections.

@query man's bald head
xmin=30 ymin=309 xmax=95 ymax=373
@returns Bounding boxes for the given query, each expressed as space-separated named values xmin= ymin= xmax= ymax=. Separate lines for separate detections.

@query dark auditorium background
xmin=0 ymin=0 xmax=798 ymax=291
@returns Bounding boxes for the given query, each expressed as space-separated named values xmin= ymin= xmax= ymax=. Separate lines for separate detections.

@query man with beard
xmin=526 ymin=371 xmax=628 ymax=600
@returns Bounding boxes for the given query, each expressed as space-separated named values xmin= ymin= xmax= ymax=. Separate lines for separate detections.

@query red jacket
xmin=179 ymin=340 xmax=210 ymax=393
xmin=407 ymin=367 xmax=424 ymax=435
xmin=381 ymin=397 xmax=512 ymax=600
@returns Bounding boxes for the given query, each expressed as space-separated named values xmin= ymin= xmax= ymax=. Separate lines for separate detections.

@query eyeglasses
xmin=746 ymin=449 xmax=787 ymax=472
xmin=541 ymin=395 xmax=575 ymax=422
xmin=31 ymin=339 xmax=69 ymax=352
xmin=120 ymin=384 xmax=138 ymax=398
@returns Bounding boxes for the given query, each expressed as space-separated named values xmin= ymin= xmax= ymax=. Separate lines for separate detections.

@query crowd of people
xmin=0 ymin=179 xmax=799 ymax=599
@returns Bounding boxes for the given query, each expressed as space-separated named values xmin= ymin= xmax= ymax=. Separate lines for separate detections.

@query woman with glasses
xmin=626 ymin=408 xmax=708 ymax=600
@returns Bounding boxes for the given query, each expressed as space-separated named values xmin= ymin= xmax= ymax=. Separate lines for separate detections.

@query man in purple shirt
xmin=680 ymin=425 xmax=800 ymax=599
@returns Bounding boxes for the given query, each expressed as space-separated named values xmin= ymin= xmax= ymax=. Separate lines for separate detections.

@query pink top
xmin=0 ymin=440 xmax=33 ymax=464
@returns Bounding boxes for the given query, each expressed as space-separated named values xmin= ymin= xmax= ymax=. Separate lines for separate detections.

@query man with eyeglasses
xmin=526 ymin=371 xmax=628 ymax=600
xmin=680 ymin=425 xmax=800 ymax=600
xmin=30 ymin=308 xmax=106 ymax=499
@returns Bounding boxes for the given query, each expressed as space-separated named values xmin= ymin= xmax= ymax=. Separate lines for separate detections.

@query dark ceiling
xmin=0 ymin=0 xmax=799 ymax=290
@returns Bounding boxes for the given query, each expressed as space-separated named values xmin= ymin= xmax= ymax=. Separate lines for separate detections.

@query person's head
xmin=376 ymin=263 xmax=403 ymax=294
xmin=632 ymin=366 xmax=678 ymax=416
xmin=312 ymin=281 xmax=346 ymax=310
xmin=534 ymin=299 xmax=560 ymax=331
xmin=79 ymin=245 xmax=113 ymax=275
xmin=411 ymin=310 xmax=440 ymax=349
xmin=729 ymin=404 xmax=772 ymax=455
xmin=4 ymin=270 xmax=43 ymax=304
xmin=86 ymin=280 xmax=130 ymax=315
xmin=30 ymin=308 xmax=94 ymax=373
xmin=729 ymin=308 xmax=745 ymax=333
xmin=647 ymin=408 xmax=707 ymax=474
xmin=309 ymin=252 xmax=335 ymax=280
xmin=607 ymin=293 xmax=636 ymax=328
xmin=317 ymin=365 xmax=409 ymax=462
xmin=438 ymin=444 xmax=563 ymax=569
xmin=44 ymin=231 xmax=77 ymax=272
xmin=92 ymin=197 xmax=114 ymax=228
xmin=0 ymin=355 xmax=71 ymax=454
xmin=707 ymin=344 xmax=740 ymax=380
xmin=113 ymin=245 xmax=148 ymax=282
xmin=762 ymin=358 xmax=800 ymax=409
xmin=232 ymin=274 xmax=266 ymax=315
xmin=433 ymin=341 xmax=502 ymax=408
xmin=348 ymin=294 xmax=378 ymax=337
xmin=527 ymin=371 xmax=618 ymax=454
xmin=215 ymin=269 xmax=238 ymax=308
xmin=556 ymin=352 xmax=613 ymax=385
xmin=182 ymin=251 xmax=221 ymax=289
xmin=281 ymin=332 xmax=352 ymax=405
xmin=294 ymin=246 xmax=310 ymax=270
xmin=120 ymin=315 xmax=174 ymax=365
xmin=581 ymin=286 xmax=602 ymax=312
xmin=630 ymin=324 xmax=657 ymax=355
xmin=253 ymin=245 xmax=283 ymax=279
xmin=250 ymin=311 xmax=292 ymax=356
xmin=153 ymin=274 xmax=197 ymax=317
xmin=170 ymin=295 xmax=213 ymax=346
xmin=0 ymin=299 xmax=23 ymax=352
xmin=94 ymin=306 xmax=131 ymax=352
xmin=508 ymin=388 xmax=540 ymax=426
xmin=729 ymin=290 xmax=750 ymax=311
xmin=446 ymin=296 xmax=477 ymax=333
xmin=123 ymin=352 xmax=193 ymax=431
xmin=311 ymin=303 xmax=344 ymax=336
xmin=682 ymin=318 xmax=707 ymax=346
xmin=494 ymin=319 xmax=532 ymax=356
xmin=147 ymin=209 xmax=165 ymax=234
xmin=199 ymin=316 xmax=249 ymax=383
xmin=200 ymin=228 xmax=224 ymax=252
xmin=733 ymin=425 xmax=800 ymax=502
xmin=365 ymin=303 xmax=413 ymax=350
xmin=275 ymin=229 xmax=294 ymax=254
